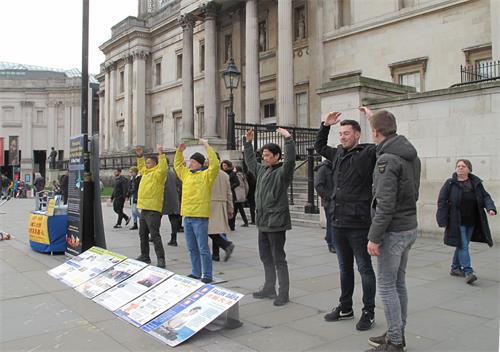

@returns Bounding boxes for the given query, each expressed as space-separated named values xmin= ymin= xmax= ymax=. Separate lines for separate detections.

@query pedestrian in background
xmin=208 ymin=158 xmax=235 ymax=262
xmin=314 ymin=159 xmax=336 ymax=253
xmin=34 ymin=172 xmax=45 ymax=194
xmin=234 ymin=165 xmax=249 ymax=227
xmin=244 ymin=127 xmax=296 ymax=307
xmin=163 ymin=166 xmax=182 ymax=246
xmin=436 ymin=159 xmax=496 ymax=284
xmin=243 ymin=162 xmax=256 ymax=224
xmin=111 ymin=168 xmax=130 ymax=229
xmin=174 ymin=139 xmax=219 ymax=283
xmin=135 ymin=144 xmax=168 ymax=268
xmin=221 ymin=160 xmax=240 ymax=231
xmin=128 ymin=166 xmax=141 ymax=230
xmin=363 ymin=107 xmax=421 ymax=352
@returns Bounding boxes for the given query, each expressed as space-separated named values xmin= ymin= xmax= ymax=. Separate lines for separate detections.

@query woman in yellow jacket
xmin=135 ymin=144 xmax=168 ymax=268
xmin=174 ymin=139 xmax=219 ymax=283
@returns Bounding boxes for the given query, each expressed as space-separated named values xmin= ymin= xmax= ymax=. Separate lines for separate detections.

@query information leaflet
xmin=115 ymin=275 xmax=204 ymax=327
xmin=142 ymin=285 xmax=244 ymax=346
xmin=93 ymin=266 xmax=173 ymax=312
xmin=75 ymin=258 xmax=148 ymax=299
xmin=47 ymin=247 xmax=126 ymax=287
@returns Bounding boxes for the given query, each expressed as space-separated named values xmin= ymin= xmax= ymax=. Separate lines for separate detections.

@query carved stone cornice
xmin=178 ymin=14 xmax=196 ymax=30
xmin=201 ymin=2 xmax=220 ymax=20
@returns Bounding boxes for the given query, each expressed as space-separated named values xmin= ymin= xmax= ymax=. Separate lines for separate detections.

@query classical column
xmin=47 ymin=101 xmax=57 ymax=150
xmin=20 ymin=101 xmax=34 ymax=181
xmin=109 ymin=63 xmax=117 ymax=150
xmin=278 ymin=0 xmax=295 ymax=126
xmin=202 ymin=4 xmax=219 ymax=138
xmin=124 ymin=55 xmax=133 ymax=148
xmin=64 ymin=104 xmax=71 ymax=152
xmin=132 ymin=50 xmax=148 ymax=147
xmin=103 ymin=66 xmax=111 ymax=151
xmin=179 ymin=14 xmax=195 ymax=140
xmin=245 ymin=0 xmax=260 ymax=124
xmin=491 ymin=0 xmax=500 ymax=61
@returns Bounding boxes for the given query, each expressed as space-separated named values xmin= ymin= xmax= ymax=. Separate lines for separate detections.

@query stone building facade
xmin=98 ymin=0 xmax=498 ymax=153
xmin=0 ymin=62 xmax=96 ymax=181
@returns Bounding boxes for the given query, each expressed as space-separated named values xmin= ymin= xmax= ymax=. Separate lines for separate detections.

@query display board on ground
xmin=93 ymin=265 xmax=173 ymax=311
xmin=115 ymin=274 xmax=204 ymax=327
xmin=142 ymin=285 xmax=244 ymax=346
xmin=75 ymin=258 xmax=148 ymax=298
xmin=48 ymin=246 xmax=126 ymax=287
xmin=46 ymin=247 xmax=244 ymax=347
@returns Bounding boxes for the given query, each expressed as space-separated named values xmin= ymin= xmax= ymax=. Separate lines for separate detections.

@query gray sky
xmin=0 ymin=0 xmax=137 ymax=74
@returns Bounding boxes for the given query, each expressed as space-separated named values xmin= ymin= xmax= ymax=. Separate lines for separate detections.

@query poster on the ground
xmin=47 ymin=246 xmax=126 ymax=287
xmin=66 ymin=134 xmax=85 ymax=256
xmin=75 ymin=258 xmax=148 ymax=299
xmin=115 ymin=275 xmax=204 ymax=327
xmin=141 ymin=285 xmax=244 ymax=346
xmin=93 ymin=266 xmax=173 ymax=312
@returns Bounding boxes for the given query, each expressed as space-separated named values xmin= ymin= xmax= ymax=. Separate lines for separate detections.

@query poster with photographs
xmin=115 ymin=275 xmax=204 ymax=327
xmin=142 ymin=285 xmax=244 ymax=346
xmin=93 ymin=266 xmax=173 ymax=312
xmin=8 ymin=136 xmax=19 ymax=166
xmin=47 ymin=247 xmax=126 ymax=288
xmin=75 ymin=258 xmax=148 ymax=299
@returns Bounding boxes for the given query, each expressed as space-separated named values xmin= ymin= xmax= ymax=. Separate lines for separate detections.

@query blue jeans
xmin=324 ymin=207 xmax=335 ymax=250
xmin=184 ymin=217 xmax=212 ymax=280
xmin=377 ymin=228 xmax=418 ymax=346
xmin=334 ymin=228 xmax=376 ymax=313
xmin=452 ymin=225 xmax=474 ymax=275
xmin=131 ymin=203 xmax=141 ymax=225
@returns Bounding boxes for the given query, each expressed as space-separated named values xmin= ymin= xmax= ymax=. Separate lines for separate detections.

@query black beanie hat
xmin=190 ymin=152 xmax=206 ymax=166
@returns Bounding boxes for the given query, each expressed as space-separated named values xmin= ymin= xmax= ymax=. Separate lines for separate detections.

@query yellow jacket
xmin=137 ymin=154 xmax=168 ymax=212
xmin=174 ymin=146 xmax=219 ymax=218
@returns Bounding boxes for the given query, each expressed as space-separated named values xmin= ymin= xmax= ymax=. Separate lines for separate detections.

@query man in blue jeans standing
xmin=315 ymin=110 xmax=377 ymax=331
xmin=362 ymin=108 xmax=421 ymax=352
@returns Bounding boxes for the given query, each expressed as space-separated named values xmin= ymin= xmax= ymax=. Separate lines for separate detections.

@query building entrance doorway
xmin=33 ymin=150 xmax=47 ymax=178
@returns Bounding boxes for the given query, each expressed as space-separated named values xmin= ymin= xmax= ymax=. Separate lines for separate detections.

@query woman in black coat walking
xmin=436 ymin=159 xmax=496 ymax=284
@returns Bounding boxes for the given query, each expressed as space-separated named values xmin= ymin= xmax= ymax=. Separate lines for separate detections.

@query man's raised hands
xmin=323 ymin=111 xmax=342 ymax=127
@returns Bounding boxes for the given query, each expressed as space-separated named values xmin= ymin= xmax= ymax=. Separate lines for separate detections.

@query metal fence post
xmin=304 ymin=147 xmax=319 ymax=214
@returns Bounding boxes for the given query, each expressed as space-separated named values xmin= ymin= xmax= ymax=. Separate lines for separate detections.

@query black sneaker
xmin=135 ymin=255 xmax=151 ymax=264
xmin=356 ymin=310 xmax=375 ymax=331
xmin=324 ymin=306 xmax=354 ymax=322
xmin=113 ymin=224 xmax=122 ymax=229
xmin=201 ymin=277 xmax=213 ymax=284
xmin=187 ymin=274 xmax=200 ymax=279
xmin=273 ymin=294 xmax=289 ymax=306
xmin=368 ymin=332 xmax=406 ymax=351
xmin=329 ymin=246 xmax=336 ymax=254
xmin=450 ymin=268 xmax=465 ymax=277
xmin=224 ymin=243 xmax=235 ymax=262
xmin=157 ymin=258 xmax=166 ymax=268
xmin=212 ymin=255 xmax=220 ymax=262
xmin=130 ymin=224 xmax=138 ymax=230
xmin=167 ymin=240 xmax=178 ymax=247
xmin=252 ymin=288 xmax=277 ymax=299
xmin=365 ymin=340 xmax=405 ymax=352
xmin=465 ymin=272 xmax=477 ymax=284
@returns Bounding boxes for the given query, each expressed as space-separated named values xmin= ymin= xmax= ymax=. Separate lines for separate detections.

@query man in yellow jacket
xmin=174 ymin=139 xmax=219 ymax=283
xmin=136 ymin=144 xmax=168 ymax=268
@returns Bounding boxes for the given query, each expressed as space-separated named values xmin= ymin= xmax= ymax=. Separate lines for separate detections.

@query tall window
xmin=196 ymin=106 xmax=204 ymax=138
xmin=199 ymin=41 xmax=205 ymax=72
xmin=36 ymin=110 xmax=44 ymax=124
xmin=119 ymin=70 xmax=125 ymax=93
xmin=173 ymin=111 xmax=182 ymax=146
xmin=117 ymin=122 xmax=125 ymax=149
xmin=262 ymin=102 xmax=276 ymax=119
xmin=335 ymin=0 xmax=351 ymax=28
xmin=155 ymin=61 xmax=162 ymax=86
xmin=176 ymin=53 xmax=183 ymax=79
xmin=398 ymin=72 xmax=421 ymax=92
xmin=152 ymin=116 xmax=163 ymax=147
xmin=295 ymin=92 xmax=308 ymax=127
xmin=389 ymin=57 xmax=428 ymax=93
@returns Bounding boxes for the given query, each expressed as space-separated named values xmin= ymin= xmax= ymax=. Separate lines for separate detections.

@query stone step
xmin=290 ymin=210 xmax=320 ymax=221
xmin=291 ymin=217 xmax=322 ymax=228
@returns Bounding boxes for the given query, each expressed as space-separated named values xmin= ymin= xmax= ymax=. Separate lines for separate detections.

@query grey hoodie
xmin=368 ymin=134 xmax=421 ymax=244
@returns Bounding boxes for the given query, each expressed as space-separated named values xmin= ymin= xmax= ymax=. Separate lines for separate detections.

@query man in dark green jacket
xmin=244 ymin=127 xmax=296 ymax=306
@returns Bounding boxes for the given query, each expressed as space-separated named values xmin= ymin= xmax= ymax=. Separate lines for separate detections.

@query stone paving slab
xmin=0 ymin=198 xmax=499 ymax=351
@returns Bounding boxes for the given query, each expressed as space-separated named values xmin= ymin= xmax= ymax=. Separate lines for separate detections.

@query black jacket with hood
xmin=368 ymin=134 xmax=421 ymax=244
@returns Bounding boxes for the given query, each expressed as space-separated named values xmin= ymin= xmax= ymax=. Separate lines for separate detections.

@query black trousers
xmin=113 ymin=199 xmax=129 ymax=225
xmin=209 ymin=234 xmax=232 ymax=257
xmin=234 ymin=202 xmax=249 ymax=225
xmin=167 ymin=214 xmax=182 ymax=235
xmin=139 ymin=210 xmax=165 ymax=259
xmin=258 ymin=230 xmax=289 ymax=296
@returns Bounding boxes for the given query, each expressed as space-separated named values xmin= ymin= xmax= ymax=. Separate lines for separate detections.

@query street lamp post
xmin=223 ymin=58 xmax=241 ymax=150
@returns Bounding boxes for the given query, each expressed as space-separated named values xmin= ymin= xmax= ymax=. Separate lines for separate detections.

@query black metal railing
xmin=460 ymin=60 xmax=500 ymax=84
xmin=235 ymin=122 xmax=318 ymax=160
xmin=98 ymin=150 xmax=176 ymax=170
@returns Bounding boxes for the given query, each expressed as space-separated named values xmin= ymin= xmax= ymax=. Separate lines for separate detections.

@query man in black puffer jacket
xmin=315 ymin=110 xmax=377 ymax=332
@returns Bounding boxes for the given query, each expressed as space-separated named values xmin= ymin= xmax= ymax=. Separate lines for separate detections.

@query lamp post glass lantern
xmin=223 ymin=58 xmax=240 ymax=150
